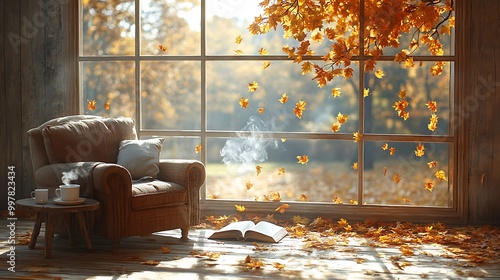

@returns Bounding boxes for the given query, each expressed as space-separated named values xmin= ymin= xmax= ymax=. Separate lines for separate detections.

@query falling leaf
xmin=279 ymin=93 xmax=289 ymax=104
xmin=277 ymin=167 xmax=286 ymax=175
xmin=337 ymin=112 xmax=348 ymax=124
xmin=273 ymin=262 xmax=285 ymax=270
xmin=427 ymin=161 xmax=437 ymax=168
xmin=258 ymin=107 xmax=265 ymax=114
xmin=299 ymin=194 xmax=308 ymax=201
xmin=403 ymin=198 xmax=411 ymax=203
xmin=235 ymin=35 xmax=242 ymax=44
xmin=426 ymin=100 xmax=437 ymax=112
xmin=87 ymin=100 xmax=96 ymax=111
xmin=428 ymin=113 xmax=438 ymax=131
xmin=245 ymin=181 xmax=253 ymax=190
xmin=382 ymin=143 xmax=389 ymax=150
xmin=248 ymin=81 xmax=259 ymax=92
xmin=158 ymin=45 xmax=167 ymax=52
xmin=331 ymin=88 xmax=341 ymax=98
xmin=294 ymin=100 xmax=306 ymax=119
xmin=398 ymin=90 xmax=407 ymax=99
xmin=393 ymin=99 xmax=409 ymax=120
xmin=351 ymin=162 xmax=358 ymax=170
xmin=275 ymin=204 xmax=290 ymax=214
xmin=235 ymin=204 xmax=246 ymax=212
xmin=258 ymin=47 xmax=269 ymax=55
xmin=393 ymin=173 xmax=401 ymax=184
xmin=353 ymin=131 xmax=362 ymax=142
xmin=364 ymin=88 xmax=370 ymax=97
xmin=281 ymin=138 xmax=286 ymax=142
xmin=415 ymin=142 xmax=425 ymax=157
xmin=389 ymin=147 xmax=396 ymax=156
xmin=161 ymin=246 xmax=171 ymax=254
xmin=194 ymin=144 xmax=202 ymax=153
xmin=256 ymin=165 xmax=262 ymax=175
xmin=435 ymin=170 xmax=448 ymax=181
xmin=297 ymin=154 xmax=309 ymax=164
xmin=375 ymin=69 xmax=385 ymax=78
xmin=233 ymin=49 xmax=243 ymax=55
xmin=425 ymin=182 xmax=434 ymax=191
xmin=239 ymin=97 xmax=249 ymax=108
xmin=104 ymin=101 xmax=111 ymax=110
xmin=263 ymin=61 xmax=271 ymax=69
xmin=331 ymin=123 xmax=341 ymax=132
xmin=332 ymin=196 xmax=343 ymax=204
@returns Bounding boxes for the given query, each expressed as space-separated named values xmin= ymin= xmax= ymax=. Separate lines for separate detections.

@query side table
xmin=16 ymin=197 xmax=100 ymax=258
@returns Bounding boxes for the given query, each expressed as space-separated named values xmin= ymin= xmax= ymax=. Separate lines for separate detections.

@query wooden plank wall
xmin=468 ymin=0 xmax=500 ymax=225
xmin=0 ymin=0 xmax=498 ymax=225
xmin=1 ymin=0 xmax=78 ymax=209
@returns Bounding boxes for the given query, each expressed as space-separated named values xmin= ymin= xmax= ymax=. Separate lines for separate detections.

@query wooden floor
xmin=1 ymin=220 xmax=499 ymax=280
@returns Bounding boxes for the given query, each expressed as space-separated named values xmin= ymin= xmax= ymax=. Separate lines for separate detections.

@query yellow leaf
xmin=239 ymin=97 xmax=249 ymax=108
xmin=262 ymin=61 xmax=271 ymax=69
xmin=248 ymin=81 xmax=259 ymax=92
xmin=389 ymin=147 xmax=396 ymax=156
xmin=427 ymin=161 xmax=438 ymax=168
xmin=245 ymin=181 xmax=253 ymax=190
xmin=353 ymin=131 xmax=362 ymax=142
xmin=256 ymin=165 xmax=262 ymax=175
xmin=382 ymin=143 xmax=389 ymax=150
xmin=273 ymin=262 xmax=285 ymax=270
xmin=331 ymin=123 xmax=341 ymax=132
xmin=415 ymin=142 xmax=425 ymax=157
xmin=351 ymin=162 xmax=358 ymax=170
xmin=275 ymin=204 xmax=289 ymax=214
xmin=403 ymin=197 xmax=411 ymax=203
xmin=363 ymin=88 xmax=370 ymax=97
xmin=398 ymin=90 xmax=407 ymax=99
xmin=375 ymin=69 xmax=385 ymax=79
xmin=336 ymin=112 xmax=348 ymax=124
xmin=87 ymin=100 xmax=96 ymax=111
xmin=294 ymin=100 xmax=306 ymax=119
xmin=332 ymin=196 xmax=343 ymax=204
xmin=435 ymin=170 xmax=448 ymax=181
xmin=331 ymin=87 xmax=341 ymax=98
xmin=425 ymin=182 xmax=434 ymax=191
xmin=233 ymin=49 xmax=244 ymax=55
xmin=258 ymin=47 xmax=268 ymax=55
xmin=258 ymin=107 xmax=265 ymax=114
xmin=277 ymin=167 xmax=286 ymax=175
xmin=194 ymin=144 xmax=202 ymax=153
xmin=301 ymin=61 xmax=314 ymax=75
xmin=299 ymin=194 xmax=308 ymax=201
xmin=235 ymin=204 xmax=246 ymax=212
xmin=297 ymin=154 xmax=309 ymax=164
xmin=279 ymin=92 xmax=289 ymax=104
xmin=235 ymin=35 xmax=242 ymax=44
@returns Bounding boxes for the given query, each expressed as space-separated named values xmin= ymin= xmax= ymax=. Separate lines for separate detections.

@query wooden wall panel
xmin=0 ymin=0 xmax=5 ymax=210
xmin=468 ymin=0 xmax=500 ymax=225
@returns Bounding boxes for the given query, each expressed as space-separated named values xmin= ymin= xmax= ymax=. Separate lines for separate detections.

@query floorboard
xmin=0 ymin=220 xmax=498 ymax=279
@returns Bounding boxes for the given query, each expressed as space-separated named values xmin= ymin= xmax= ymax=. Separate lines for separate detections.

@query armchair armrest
xmin=92 ymin=163 xmax=133 ymax=240
xmin=157 ymin=159 xmax=206 ymax=225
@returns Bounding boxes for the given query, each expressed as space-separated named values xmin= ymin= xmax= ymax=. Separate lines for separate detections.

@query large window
xmin=80 ymin=0 xmax=460 ymax=221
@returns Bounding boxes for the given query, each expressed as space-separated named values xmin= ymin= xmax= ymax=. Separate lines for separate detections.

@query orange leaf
xmin=248 ymin=81 xmax=259 ymax=92
xmin=104 ymin=101 xmax=111 ymax=110
xmin=353 ymin=131 xmax=362 ymax=142
xmin=426 ymin=100 xmax=437 ymax=112
xmin=425 ymin=182 xmax=434 ymax=191
xmin=275 ymin=204 xmax=290 ymax=214
xmin=331 ymin=123 xmax=341 ymax=132
xmin=393 ymin=173 xmax=401 ymax=184
xmin=389 ymin=147 xmax=396 ymax=156
xmin=256 ymin=165 xmax=262 ymax=175
xmin=258 ymin=107 xmax=265 ymax=114
xmin=331 ymin=88 xmax=341 ymax=98
xmin=279 ymin=93 xmax=289 ymax=104
xmin=297 ymin=154 xmax=309 ymax=164
xmin=382 ymin=143 xmax=389 ymax=150
xmin=87 ymin=100 xmax=96 ymax=111
xmin=158 ymin=45 xmax=167 ymax=52
xmin=245 ymin=181 xmax=253 ymax=190
xmin=351 ymin=162 xmax=358 ymax=170
xmin=294 ymin=100 xmax=306 ymax=119
xmin=427 ymin=161 xmax=438 ymax=168
xmin=337 ymin=112 xmax=348 ymax=124
xmin=435 ymin=170 xmax=448 ymax=181
xmin=415 ymin=142 xmax=425 ymax=157
xmin=194 ymin=144 xmax=202 ymax=153
xmin=239 ymin=97 xmax=249 ymax=108
xmin=141 ymin=260 xmax=160 ymax=265
xmin=277 ymin=167 xmax=286 ymax=175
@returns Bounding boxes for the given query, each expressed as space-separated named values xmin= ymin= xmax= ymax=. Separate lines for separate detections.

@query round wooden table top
xmin=17 ymin=197 xmax=100 ymax=212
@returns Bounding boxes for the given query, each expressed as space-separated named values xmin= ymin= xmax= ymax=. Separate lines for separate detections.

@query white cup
xmin=55 ymin=184 xmax=80 ymax=201
xmin=31 ymin=189 xmax=48 ymax=204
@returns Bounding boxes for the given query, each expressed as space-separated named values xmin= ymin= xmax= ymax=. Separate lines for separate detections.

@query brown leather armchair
xmin=27 ymin=115 xmax=205 ymax=248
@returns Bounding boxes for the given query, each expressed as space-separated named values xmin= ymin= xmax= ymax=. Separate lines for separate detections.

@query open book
xmin=208 ymin=221 xmax=288 ymax=243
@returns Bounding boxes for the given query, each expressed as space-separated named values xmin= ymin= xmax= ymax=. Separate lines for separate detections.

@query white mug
xmin=55 ymin=184 xmax=80 ymax=201
xmin=31 ymin=189 xmax=48 ymax=204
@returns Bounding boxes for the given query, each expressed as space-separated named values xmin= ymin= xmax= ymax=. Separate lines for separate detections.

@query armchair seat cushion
xmin=131 ymin=180 xmax=187 ymax=210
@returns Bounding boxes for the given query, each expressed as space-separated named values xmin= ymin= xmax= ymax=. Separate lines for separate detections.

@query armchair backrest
xmin=27 ymin=115 xmax=137 ymax=173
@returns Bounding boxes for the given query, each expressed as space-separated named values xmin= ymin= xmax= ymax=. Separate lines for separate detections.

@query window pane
xmin=141 ymin=0 xmax=200 ymax=55
xmin=81 ymin=0 xmax=135 ymax=56
xmin=206 ymin=138 xmax=358 ymax=203
xmin=207 ymin=60 xmax=359 ymax=132
xmin=81 ymin=61 xmax=136 ymax=118
xmin=363 ymin=141 xmax=451 ymax=207
xmin=141 ymin=61 xmax=201 ymax=130
xmin=141 ymin=136 xmax=201 ymax=160
xmin=364 ymin=61 xmax=451 ymax=135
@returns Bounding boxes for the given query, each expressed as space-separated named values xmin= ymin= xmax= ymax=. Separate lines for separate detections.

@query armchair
xmin=27 ymin=115 xmax=206 ymax=248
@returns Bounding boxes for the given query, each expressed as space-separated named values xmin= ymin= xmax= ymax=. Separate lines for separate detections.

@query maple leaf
xmin=245 ymin=181 xmax=253 ymax=190
xmin=299 ymin=194 xmax=308 ymax=201
xmin=194 ymin=144 xmax=202 ymax=153
xmin=428 ymin=113 xmax=438 ymax=131
xmin=331 ymin=123 xmax=341 ymax=132
xmin=398 ymin=90 xmax=407 ymax=99
xmin=332 ymin=196 xmax=343 ymax=204
xmin=277 ymin=167 xmax=286 ymax=175
xmin=382 ymin=143 xmax=389 ymax=150
xmin=235 ymin=35 xmax=242 ymax=44
xmin=427 ymin=161 xmax=438 ymax=168
xmin=256 ymin=165 xmax=262 ymax=175
xmin=364 ymin=88 xmax=370 ymax=97
xmin=158 ymin=45 xmax=167 ymax=52
xmin=239 ymin=97 xmax=249 ymax=108
xmin=279 ymin=92 xmax=289 ymax=104
xmin=297 ymin=154 xmax=309 ymax=164
xmin=248 ymin=81 xmax=259 ymax=92
xmin=273 ymin=262 xmax=285 ymax=270
xmin=403 ymin=198 xmax=411 ymax=203
xmin=425 ymin=182 xmax=434 ymax=191
xmin=393 ymin=173 xmax=401 ymax=184
xmin=104 ymin=101 xmax=111 ymax=110
xmin=349 ymin=199 xmax=358 ymax=205
xmin=258 ymin=107 xmax=265 ymax=114
xmin=331 ymin=87 xmax=341 ymax=98
xmin=275 ymin=204 xmax=290 ymax=214
xmin=161 ymin=246 xmax=171 ymax=254
xmin=294 ymin=100 xmax=307 ymax=119
xmin=338 ymin=218 xmax=349 ymax=227
xmin=390 ymin=147 xmax=396 ymax=156
xmin=415 ymin=142 xmax=425 ymax=157
xmin=353 ymin=131 xmax=362 ymax=142
xmin=235 ymin=204 xmax=246 ymax=212
xmin=262 ymin=61 xmax=271 ymax=69
xmin=375 ymin=69 xmax=385 ymax=79
xmin=87 ymin=99 xmax=96 ymax=111
xmin=426 ymin=100 xmax=437 ymax=112
xmin=435 ymin=170 xmax=448 ymax=181
xmin=301 ymin=61 xmax=314 ymax=75
xmin=351 ymin=162 xmax=358 ymax=170
xmin=337 ymin=112 xmax=348 ymax=124
xmin=258 ymin=47 xmax=268 ymax=55
xmin=233 ymin=49 xmax=243 ymax=55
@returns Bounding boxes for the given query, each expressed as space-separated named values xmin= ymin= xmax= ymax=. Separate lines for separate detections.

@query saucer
xmin=53 ymin=197 xmax=86 ymax=206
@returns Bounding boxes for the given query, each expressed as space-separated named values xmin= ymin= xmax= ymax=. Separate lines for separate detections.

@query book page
xmin=245 ymin=221 xmax=288 ymax=243
xmin=208 ymin=221 xmax=256 ymax=240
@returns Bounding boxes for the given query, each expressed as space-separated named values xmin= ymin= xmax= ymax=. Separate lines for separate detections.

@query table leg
xmin=28 ymin=212 xmax=42 ymax=250
xmin=45 ymin=213 xmax=55 ymax=258
xmin=62 ymin=213 xmax=75 ymax=246
xmin=77 ymin=212 xmax=92 ymax=250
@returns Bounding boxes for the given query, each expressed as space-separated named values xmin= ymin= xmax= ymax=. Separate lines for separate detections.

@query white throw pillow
xmin=117 ymin=138 xmax=165 ymax=180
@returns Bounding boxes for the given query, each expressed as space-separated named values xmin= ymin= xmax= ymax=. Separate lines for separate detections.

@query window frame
xmin=77 ymin=0 xmax=468 ymax=223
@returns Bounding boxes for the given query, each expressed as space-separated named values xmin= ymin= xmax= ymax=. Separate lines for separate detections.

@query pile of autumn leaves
xmin=204 ymin=213 xmax=500 ymax=269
